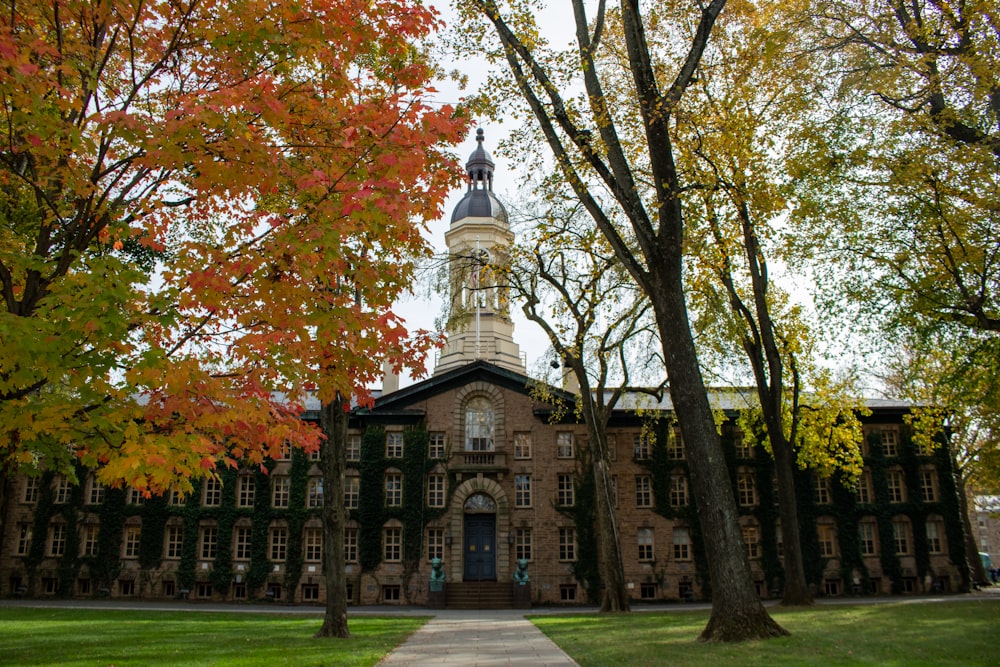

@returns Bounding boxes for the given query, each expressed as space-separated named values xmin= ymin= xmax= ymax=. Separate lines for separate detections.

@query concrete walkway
xmin=376 ymin=608 xmax=579 ymax=667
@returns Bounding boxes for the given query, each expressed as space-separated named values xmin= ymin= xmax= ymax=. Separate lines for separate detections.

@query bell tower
xmin=434 ymin=130 xmax=525 ymax=375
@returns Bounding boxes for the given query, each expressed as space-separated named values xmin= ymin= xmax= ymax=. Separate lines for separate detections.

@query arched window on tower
xmin=465 ymin=397 xmax=495 ymax=452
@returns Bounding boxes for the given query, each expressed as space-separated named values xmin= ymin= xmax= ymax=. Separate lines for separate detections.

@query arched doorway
xmin=463 ymin=493 xmax=496 ymax=581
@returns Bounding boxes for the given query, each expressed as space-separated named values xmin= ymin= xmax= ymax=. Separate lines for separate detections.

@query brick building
xmin=0 ymin=132 xmax=969 ymax=605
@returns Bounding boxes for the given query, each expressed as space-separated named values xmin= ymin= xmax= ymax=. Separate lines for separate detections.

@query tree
xmin=0 ymin=0 xmax=466 ymax=636
xmin=503 ymin=193 xmax=660 ymax=612
xmin=457 ymin=0 xmax=787 ymax=640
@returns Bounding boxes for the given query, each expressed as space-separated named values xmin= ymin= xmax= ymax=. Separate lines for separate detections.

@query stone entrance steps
xmin=446 ymin=581 xmax=514 ymax=609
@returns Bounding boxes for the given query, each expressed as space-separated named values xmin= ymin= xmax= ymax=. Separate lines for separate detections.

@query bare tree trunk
xmin=315 ymin=395 xmax=350 ymax=638
xmin=770 ymin=435 xmax=813 ymax=605
xmin=589 ymin=427 xmax=630 ymax=612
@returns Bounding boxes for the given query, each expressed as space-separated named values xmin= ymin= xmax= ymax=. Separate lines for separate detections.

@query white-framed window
xmin=814 ymin=477 xmax=831 ymax=504
xmin=557 ymin=432 xmax=574 ymax=459
xmin=427 ymin=474 xmax=446 ymax=508
xmin=234 ymin=527 xmax=252 ymax=560
xmin=23 ymin=477 xmax=40 ymax=503
xmin=165 ymin=525 xmax=184 ymax=559
xmin=384 ymin=526 xmax=402 ymax=562
xmin=465 ymin=397 xmax=495 ymax=451
xmin=200 ymin=526 xmax=218 ymax=560
xmin=203 ymin=477 xmax=222 ymax=507
xmin=53 ymin=475 xmax=72 ymax=504
xmin=673 ymin=527 xmax=691 ymax=561
xmin=122 ymin=525 xmax=141 ymax=558
xmin=16 ymin=523 xmax=32 ymax=555
xmin=49 ymin=523 xmax=67 ymax=557
xmin=515 ymin=528 xmax=532 ymax=561
xmin=169 ymin=489 xmax=185 ymax=506
xmin=855 ymin=470 xmax=874 ymax=504
xmin=515 ymin=474 xmax=532 ymax=507
xmin=128 ymin=487 xmax=145 ymax=505
xmin=636 ymin=475 xmax=652 ymax=508
xmin=428 ymin=432 xmax=446 ymax=459
xmin=667 ymin=428 xmax=685 ymax=460
xmin=344 ymin=526 xmax=358 ymax=562
xmin=79 ymin=524 xmax=98 ymax=557
xmin=347 ymin=433 xmax=362 ymax=462
xmin=385 ymin=472 xmax=402 ymax=507
xmin=237 ymin=476 xmax=255 ymax=508
xmin=886 ymin=469 xmax=906 ymax=503
xmin=87 ymin=478 xmax=106 ymax=505
xmin=817 ymin=521 xmax=838 ymax=557
xmin=272 ymin=476 xmax=290 ymax=509
xmin=735 ymin=431 xmax=753 ymax=458
xmin=920 ymin=468 xmax=938 ymax=502
xmin=304 ymin=528 xmax=323 ymax=562
xmin=633 ymin=433 xmax=650 ymax=461
xmin=385 ymin=432 xmax=404 ymax=458
xmin=308 ymin=478 xmax=324 ymax=508
xmin=558 ymin=527 xmax=576 ymax=561
xmin=881 ymin=428 xmax=899 ymax=456
xmin=514 ymin=432 xmax=532 ymax=459
xmin=926 ymin=517 xmax=945 ymax=554
xmin=737 ymin=471 xmax=758 ymax=506
xmin=269 ymin=526 xmax=288 ymax=561
xmin=557 ymin=473 xmax=575 ymax=506
xmin=743 ymin=525 xmax=760 ymax=559
xmin=859 ymin=519 xmax=878 ymax=556
xmin=670 ymin=474 xmax=688 ymax=507
xmin=344 ymin=475 xmax=359 ymax=509
xmin=638 ymin=528 xmax=654 ymax=561
xmin=427 ymin=527 xmax=445 ymax=561
xmin=893 ymin=517 xmax=911 ymax=554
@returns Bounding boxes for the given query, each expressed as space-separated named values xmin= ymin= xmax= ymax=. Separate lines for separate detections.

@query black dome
xmin=450 ymin=129 xmax=507 ymax=224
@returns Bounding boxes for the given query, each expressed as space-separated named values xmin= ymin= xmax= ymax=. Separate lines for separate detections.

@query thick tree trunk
xmin=955 ymin=470 xmax=983 ymax=590
xmin=652 ymin=274 xmax=787 ymax=641
xmin=589 ymin=429 xmax=630 ymax=612
xmin=770 ymin=434 xmax=813 ymax=605
xmin=315 ymin=396 xmax=350 ymax=638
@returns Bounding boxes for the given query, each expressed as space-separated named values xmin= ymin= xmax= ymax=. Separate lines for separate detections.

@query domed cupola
xmin=450 ymin=128 xmax=508 ymax=225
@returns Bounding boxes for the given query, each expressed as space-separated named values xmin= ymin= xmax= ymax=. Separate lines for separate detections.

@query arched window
xmin=465 ymin=397 xmax=494 ymax=451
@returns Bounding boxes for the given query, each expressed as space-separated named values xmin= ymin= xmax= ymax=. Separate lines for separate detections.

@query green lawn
xmin=532 ymin=599 xmax=1000 ymax=666
xmin=0 ymin=608 xmax=428 ymax=666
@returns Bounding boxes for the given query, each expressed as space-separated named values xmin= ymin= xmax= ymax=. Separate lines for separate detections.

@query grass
xmin=531 ymin=599 xmax=1000 ymax=666
xmin=0 ymin=608 xmax=428 ymax=666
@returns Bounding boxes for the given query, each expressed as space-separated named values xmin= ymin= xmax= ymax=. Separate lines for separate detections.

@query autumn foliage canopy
xmin=0 ymin=0 xmax=466 ymax=493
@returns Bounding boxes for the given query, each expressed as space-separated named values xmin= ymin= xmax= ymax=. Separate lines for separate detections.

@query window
xmin=633 ymin=434 xmax=650 ymax=461
xmin=735 ymin=432 xmax=753 ymax=459
xmin=668 ymin=428 xmax=685 ymax=460
xmin=817 ymin=522 xmax=838 ymax=557
xmin=270 ymin=526 xmax=288 ymax=561
xmin=465 ymin=396 xmax=494 ymax=451
xmin=344 ymin=526 xmax=358 ymax=562
xmin=560 ymin=584 xmax=577 ymax=602
xmin=169 ymin=489 xmax=185 ymax=506
xmin=673 ymin=527 xmax=691 ymax=561
xmin=383 ymin=585 xmax=401 ymax=602
xmin=308 ymin=446 xmax=320 ymax=462
xmin=926 ymin=518 xmax=945 ymax=554
xmin=88 ymin=479 xmax=106 ymax=505
xmin=427 ymin=527 xmax=445 ymax=561
xmin=893 ymin=518 xmax=911 ymax=554
xmin=514 ymin=432 xmax=532 ymax=459
xmin=301 ymin=583 xmax=320 ymax=602
xmin=429 ymin=432 xmax=446 ymax=459
xmin=165 ymin=525 xmax=184 ymax=559
xmin=670 ymin=474 xmax=688 ymax=507
xmin=128 ymin=488 xmax=145 ymax=505
xmin=886 ymin=470 xmax=906 ymax=503
xmin=557 ymin=474 xmax=575 ymax=506
xmin=204 ymin=477 xmax=222 ymax=507
xmin=53 ymin=476 xmax=72 ymax=504
xmin=855 ymin=470 xmax=873 ymax=504
xmin=308 ymin=478 xmax=324 ymax=508
xmin=272 ymin=476 xmax=290 ymax=509
xmin=238 ymin=477 xmax=255 ymax=508
xmin=278 ymin=442 xmax=291 ymax=461
xmin=557 ymin=432 xmax=574 ymax=459
xmin=347 ymin=433 xmax=362 ymax=462
xmin=515 ymin=474 xmax=532 ymax=507
xmin=385 ymin=432 xmax=404 ymax=458
xmin=737 ymin=471 xmax=758 ymax=506
xmin=384 ymin=526 xmax=402 ymax=562
xmin=920 ymin=468 xmax=938 ymax=502
xmin=881 ymin=429 xmax=899 ymax=456
xmin=200 ymin=526 xmax=218 ymax=560
xmin=342 ymin=475 xmax=359 ymax=509
xmin=635 ymin=475 xmax=653 ymax=508
xmin=427 ymin=474 xmax=446 ymax=508
xmin=859 ymin=520 xmax=878 ymax=556
xmin=385 ymin=472 xmax=402 ymax=507
xmin=123 ymin=525 xmax=141 ymax=558
xmin=234 ymin=527 xmax=252 ymax=560
xmin=304 ymin=528 xmax=323 ymax=562
xmin=23 ymin=477 xmax=40 ymax=503
xmin=49 ymin=524 xmax=67 ymax=557
xmin=638 ymin=528 xmax=654 ymax=561
xmin=515 ymin=528 xmax=532 ymax=561
xmin=16 ymin=524 xmax=31 ymax=555
xmin=82 ymin=524 xmax=99 ymax=557
xmin=814 ymin=477 xmax=831 ymax=505
xmin=743 ymin=525 xmax=760 ymax=559
xmin=640 ymin=582 xmax=657 ymax=600
xmin=558 ymin=528 xmax=576 ymax=561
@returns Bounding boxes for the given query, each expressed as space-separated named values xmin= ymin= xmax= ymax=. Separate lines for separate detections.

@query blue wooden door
xmin=463 ymin=515 xmax=496 ymax=581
